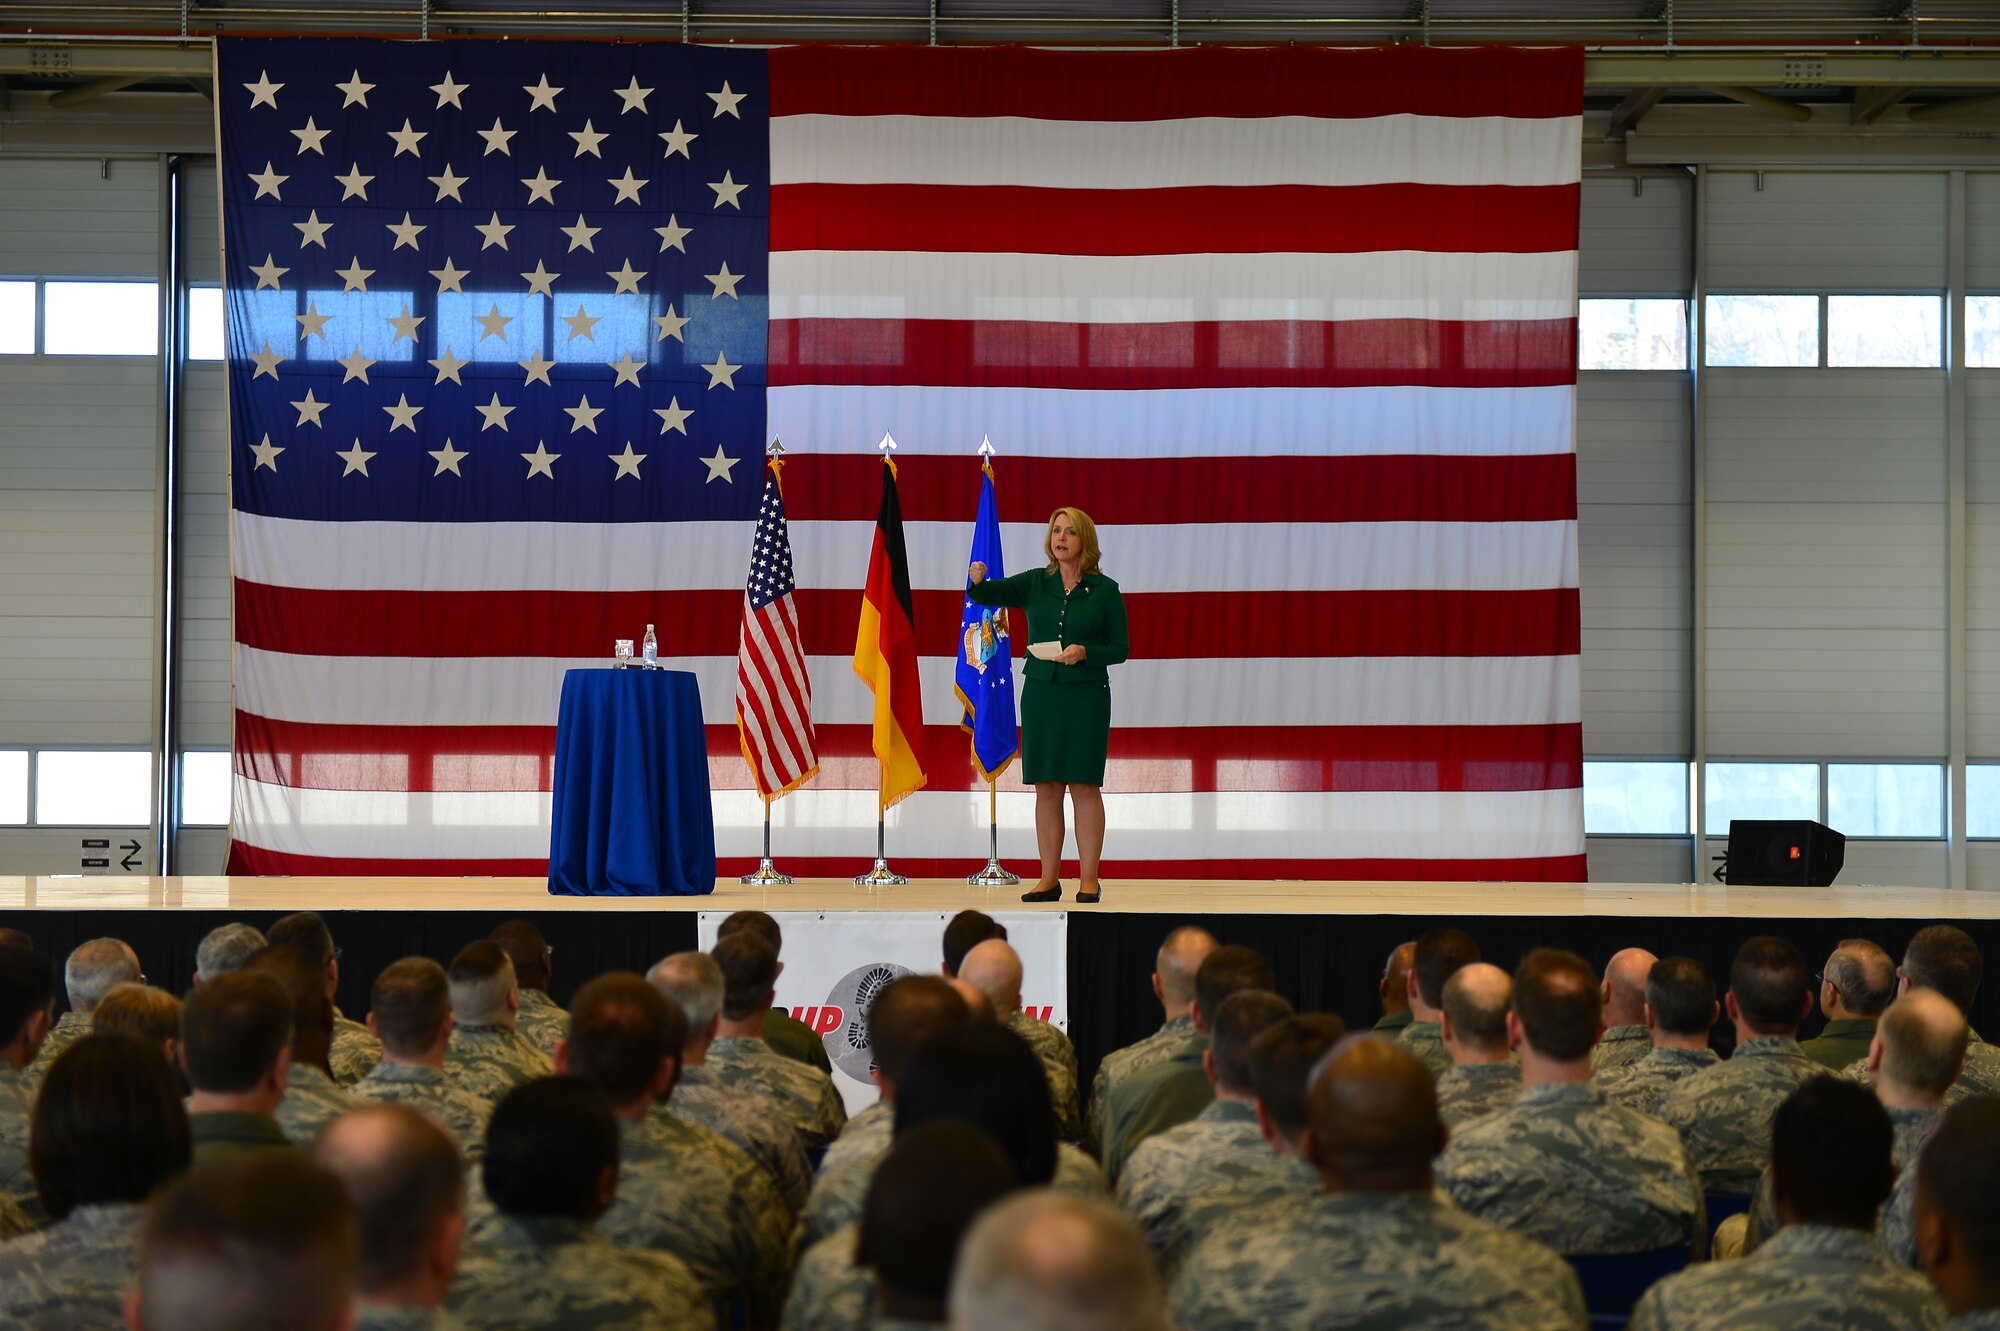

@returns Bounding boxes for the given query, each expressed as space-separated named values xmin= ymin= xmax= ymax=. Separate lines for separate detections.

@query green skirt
xmin=1021 ymin=677 xmax=1111 ymax=786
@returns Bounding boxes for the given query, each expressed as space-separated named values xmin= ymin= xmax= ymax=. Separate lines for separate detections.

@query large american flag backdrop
xmin=216 ymin=39 xmax=1585 ymax=881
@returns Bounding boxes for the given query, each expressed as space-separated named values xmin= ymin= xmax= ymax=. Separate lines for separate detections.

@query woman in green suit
xmin=968 ymin=507 xmax=1129 ymax=904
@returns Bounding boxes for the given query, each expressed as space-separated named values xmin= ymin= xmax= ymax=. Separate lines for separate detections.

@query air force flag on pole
xmin=957 ymin=454 xmax=1019 ymax=780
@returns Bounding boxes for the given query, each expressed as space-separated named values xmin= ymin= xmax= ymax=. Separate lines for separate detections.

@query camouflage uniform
xmin=330 ymin=1009 xmax=383 ymax=1087
xmin=276 ymin=1061 xmax=360 ymax=1147
xmin=1592 ymin=1025 xmax=1652 ymax=1077
xmin=449 ymin=1214 xmax=716 ymax=1331
xmin=1115 ymin=1097 xmax=1317 ymax=1256
xmin=1842 ymin=1033 xmax=2000 ymax=1106
xmin=349 ymin=1061 xmax=492 ymax=1163
xmin=1102 ymin=1044 xmax=1213 ymax=1186
xmin=825 ymin=1100 xmax=894 ymax=1170
xmin=1006 ymin=1010 xmax=1083 ymax=1141
xmin=1628 ymin=1224 xmax=1944 ymax=1331
xmin=597 ymin=1112 xmax=792 ymax=1327
xmin=667 ymin=1063 xmax=813 ymax=1216
xmin=1375 ymin=1008 xmax=1415 ymax=1035
xmin=1601 ymin=1047 xmax=1721 ymax=1118
xmin=1171 ymin=1188 xmax=1588 ymax=1331
xmin=356 ymin=1309 xmax=472 ymax=1331
xmin=1653 ymin=1036 xmax=1820 ymax=1194
xmin=1743 ymin=1103 xmax=1940 ymax=1260
xmin=21 ymin=1012 xmax=89 ymax=1095
xmin=706 ymin=1034 xmax=847 ymax=1151
xmin=511 ymin=989 xmax=567 ymax=1063
xmin=0 ymin=1061 xmax=35 ymax=1219
xmin=1944 ymin=1315 xmax=2000 ymax=1330
xmin=1437 ymin=1082 xmax=1706 ymax=1257
xmin=0 ymin=1193 xmax=31 ymax=1241
xmin=1089 ymin=1015 xmax=1201 ymax=1151
xmin=1435 ymin=1062 xmax=1523 ymax=1127
xmin=1396 ymin=1020 xmax=1451 ymax=1079
xmin=0 ymin=1200 xmax=143 ymax=1329
xmin=444 ymin=1025 xmax=551 ymax=1104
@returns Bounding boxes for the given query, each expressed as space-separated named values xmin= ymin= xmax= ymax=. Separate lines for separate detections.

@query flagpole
xmin=967 ymin=437 xmax=1020 ymax=888
xmin=741 ymin=794 xmax=793 ymax=886
xmin=857 ymin=432 xmax=911 ymax=888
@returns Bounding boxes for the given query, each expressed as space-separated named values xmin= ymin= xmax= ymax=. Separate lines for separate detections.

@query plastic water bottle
xmin=642 ymin=624 xmax=658 ymax=665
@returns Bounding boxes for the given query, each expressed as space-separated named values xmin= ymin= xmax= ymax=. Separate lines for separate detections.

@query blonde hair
xmin=92 ymin=982 xmax=182 ymax=1048
xmin=1043 ymin=508 xmax=1103 ymax=576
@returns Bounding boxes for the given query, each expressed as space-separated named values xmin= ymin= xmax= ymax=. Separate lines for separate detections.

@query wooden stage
xmin=5 ymin=875 xmax=1999 ymax=921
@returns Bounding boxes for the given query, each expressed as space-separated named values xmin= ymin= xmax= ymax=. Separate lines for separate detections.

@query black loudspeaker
xmin=1725 ymin=819 xmax=1845 ymax=887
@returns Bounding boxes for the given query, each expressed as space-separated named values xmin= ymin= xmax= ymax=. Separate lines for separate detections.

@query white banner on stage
xmin=696 ymin=910 xmax=1069 ymax=1115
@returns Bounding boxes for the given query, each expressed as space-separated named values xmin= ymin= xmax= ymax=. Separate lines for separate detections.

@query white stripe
xmin=233 ymin=513 xmax=1578 ymax=594
xmin=229 ymin=777 xmax=1584 ymax=863
xmin=234 ymin=650 xmax=1581 ymax=730
xmin=770 ymin=250 xmax=1576 ymax=324
xmin=770 ymin=114 xmax=1582 ymax=190
xmin=740 ymin=605 xmax=811 ymax=779
xmin=769 ymin=385 xmax=1575 ymax=459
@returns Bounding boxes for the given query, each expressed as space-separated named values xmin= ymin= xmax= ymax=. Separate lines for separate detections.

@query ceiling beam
xmin=1907 ymin=89 xmax=2000 ymax=122
xmin=1698 ymin=85 xmax=1814 ymax=122
xmin=1850 ymin=84 xmax=1911 ymax=125
xmin=46 ymin=75 xmax=148 ymax=109
xmin=1607 ymin=85 xmax=1668 ymax=138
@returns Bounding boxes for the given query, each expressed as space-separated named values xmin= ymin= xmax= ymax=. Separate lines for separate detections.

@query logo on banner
xmin=816 ymin=960 xmax=915 ymax=1083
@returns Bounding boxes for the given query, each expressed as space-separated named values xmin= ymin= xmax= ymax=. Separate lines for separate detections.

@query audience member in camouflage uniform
xmin=181 ymin=971 xmax=305 ymax=1169
xmin=649 ymin=950 xmax=813 ymax=1215
xmin=708 ymin=932 xmax=847 ymax=1151
xmin=0 ymin=1031 xmax=190 ymax=1329
xmin=1655 ymin=936 xmax=1821 ymax=1194
xmin=268 ymin=911 xmax=382 ymax=1087
xmin=559 ymin=973 xmax=791 ymax=1327
xmin=1600 ymin=955 xmax=1722 ymax=1116
xmin=716 ymin=910 xmax=834 ymax=1075
xmin=796 ymin=975 xmax=971 ymax=1248
xmin=1374 ymin=940 xmax=1418 ymax=1035
xmin=249 ymin=943 xmax=361 ymax=1147
xmin=1842 ymin=927 xmax=2000 ymax=1105
xmin=1434 ymin=962 xmax=1523 ymax=1127
xmin=1802 ymin=939 xmax=1897 ymax=1071
xmin=1591 ymin=947 xmax=1658 ymax=1077
xmin=959 ymin=938 xmax=1083 ymax=1140
xmin=0 ymin=942 xmax=55 ymax=1223
xmin=490 ymin=921 xmax=566 ymax=1062
xmin=1103 ymin=946 xmax=1275 ymax=1185
xmin=1118 ymin=990 xmax=1304 ymax=1251
xmin=1172 ymin=1035 xmax=1587 ymax=1331
xmin=348 ymin=958 xmax=493 ymax=1163
xmin=194 ymin=921 xmax=266 ymax=982
xmin=953 ymin=1192 xmax=1169 ymax=1331
xmin=1395 ymin=927 xmax=1481 ymax=1081
xmin=24 ymin=937 xmax=139 ymax=1094
xmin=443 ymin=941 xmax=552 ymax=1103
xmin=1439 ymin=950 xmax=1705 ymax=1258
xmin=1089 ymin=927 xmax=1217 ymax=1152
xmin=857 ymin=1123 xmax=1020 ymax=1331
xmin=313 ymin=1104 xmax=472 ymax=1331
xmin=1911 ymin=1098 xmax=2000 ymax=1328
xmin=1630 ymin=1078 xmax=1943 ymax=1331
xmin=450 ymin=1078 xmax=715 ymax=1331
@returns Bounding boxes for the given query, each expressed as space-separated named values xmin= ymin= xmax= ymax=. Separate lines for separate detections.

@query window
xmin=0 ymin=751 xmax=25 ymax=824
xmin=1827 ymin=295 xmax=1942 ymax=368
xmin=1583 ymin=761 xmax=1690 ymax=835
xmin=437 ymin=290 xmax=547 ymax=362
xmin=1704 ymin=761 xmax=1819 ymax=834
xmin=0 ymin=281 xmax=32 ymax=355
xmin=1704 ymin=295 xmax=1819 ymax=368
xmin=1969 ymin=296 xmax=2000 ymax=369
xmin=33 ymin=750 xmax=151 ymax=825
xmin=1969 ymin=765 xmax=2000 ymax=838
xmin=1827 ymin=763 xmax=1943 ymax=838
xmin=42 ymin=280 xmax=160 ymax=356
xmin=188 ymin=286 xmax=224 ymax=361
xmin=1579 ymin=299 xmax=1688 ymax=371
xmin=181 ymin=750 xmax=232 ymax=826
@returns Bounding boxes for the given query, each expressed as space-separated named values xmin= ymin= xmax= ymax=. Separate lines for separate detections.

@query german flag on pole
xmin=853 ymin=442 xmax=928 ymax=810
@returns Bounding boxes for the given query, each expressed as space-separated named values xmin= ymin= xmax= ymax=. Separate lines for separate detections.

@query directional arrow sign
xmin=119 ymin=840 xmax=141 ymax=854
xmin=119 ymin=850 xmax=142 ymax=871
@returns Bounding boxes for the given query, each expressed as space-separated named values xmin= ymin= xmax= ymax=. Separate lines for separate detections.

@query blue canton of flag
xmin=216 ymin=38 xmax=768 ymax=524
xmin=957 ymin=461 xmax=1019 ymax=780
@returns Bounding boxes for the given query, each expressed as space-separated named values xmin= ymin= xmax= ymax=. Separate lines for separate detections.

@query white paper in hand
xmin=1028 ymin=641 xmax=1064 ymax=662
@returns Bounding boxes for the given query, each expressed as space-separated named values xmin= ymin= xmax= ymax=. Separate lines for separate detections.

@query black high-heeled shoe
xmin=1021 ymin=882 xmax=1062 ymax=903
xmin=1075 ymin=881 xmax=1102 ymax=904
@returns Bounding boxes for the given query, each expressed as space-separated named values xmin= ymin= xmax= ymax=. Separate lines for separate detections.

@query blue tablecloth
xmin=548 ymin=668 xmax=716 ymax=897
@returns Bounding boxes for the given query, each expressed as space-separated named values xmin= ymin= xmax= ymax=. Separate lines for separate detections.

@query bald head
xmin=1825 ymin=938 xmax=1897 ymax=1020
xmin=959 ymin=940 xmax=1024 ymax=1020
xmin=310 ymin=1104 xmax=465 ymax=1299
xmin=947 ymin=977 xmax=995 ymax=1023
xmin=1155 ymin=927 xmax=1219 ymax=1016
xmin=1305 ymin=1035 xmax=1446 ymax=1193
xmin=1875 ymin=988 xmax=1969 ymax=1103
xmin=1441 ymin=963 xmax=1512 ymax=1059
xmin=1380 ymin=941 xmax=1417 ymax=1019
xmin=1602 ymin=948 xmax=1657 ymax=1028
xmin=950 ymin=1192 xmax=1166 ymax=1331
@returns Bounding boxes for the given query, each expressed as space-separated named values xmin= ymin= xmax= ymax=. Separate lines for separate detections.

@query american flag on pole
xmin=219 ymin=40 xmax=1584 ymax=881
xmin=736 ymin=460 xmax=818 ymax=801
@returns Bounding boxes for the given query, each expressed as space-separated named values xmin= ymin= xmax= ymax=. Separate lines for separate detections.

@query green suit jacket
xmin=968 ymin=569 xmax=1129 ymax=683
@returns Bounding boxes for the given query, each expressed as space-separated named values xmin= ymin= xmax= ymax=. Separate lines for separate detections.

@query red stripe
xmin=226 ymin=841 xmax=1589 ymax=884
xmin=234 ymin=583 xmax=1580 ymax=660
xmin=769 ymin=318 xmax=1577 ymax=390
xmin=767 ymin=46 xmax=1584 ymax=122
xmin=772 ymin=183 xmax=1581 ymax=257
xmin=233 ymin=713 xmax=1581 ymax=795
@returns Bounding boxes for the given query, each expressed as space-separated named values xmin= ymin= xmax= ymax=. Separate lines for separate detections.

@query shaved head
xmin=947 ymin=977 xmax=995 ymax=1023
xmin=1380 ymin=941 xmax=1417 ymax=1018
xmin=1602 ymin=948 xmax=1657 ymax=1027
xmin=1156 ymin=927 xmax=1219 ymax=1007
xmin=1877 ymin=988 xmax=1969 ymax=1101
xmin=1305 ymin=1034 xmax=1446 ymax=1192
xmin=1441 ymin=963 xmax=1511 ymax=1056
xmin=951 ymin=1192 xmax=1166 ymax=1331
xmin=959 ymin=940 xmax=1024 ymax=1019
